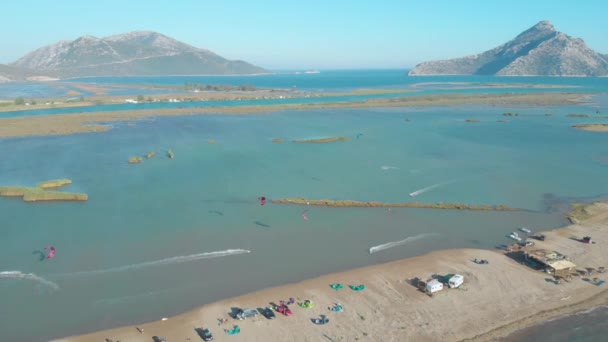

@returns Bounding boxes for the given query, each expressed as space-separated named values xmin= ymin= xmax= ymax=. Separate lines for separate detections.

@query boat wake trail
xmin=55 ymin=249 xmax=251 ymax=278
xmin=380 ymin=165 xmax=399 ymax=170
xmin=369 ymin=233 xmax=438 ymax=254
xmin=409 ymin=180 xmax=453 ymax=197
xmin=0 ymin=271 xmax=59 ymax=290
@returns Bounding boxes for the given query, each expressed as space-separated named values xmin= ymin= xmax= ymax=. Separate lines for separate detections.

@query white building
xmin=448 ymin=274 xmax=464 ymax=288
xmin=425 ymin=279 xmax=444 ymax=293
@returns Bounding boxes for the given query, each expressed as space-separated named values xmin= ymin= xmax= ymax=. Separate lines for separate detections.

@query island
xmin=292 ymin=137 xmax=349 ymax=143
xmin=128 ymin=156 xmax=143 ymax=164
xmin=270 ymin=198 xmax=517 ymax=211
xmin=572 ymin=124 xmax=608 ymax=132
xmin=0 ymin=179 xmax=88 ymax=202
xmin=37 ymin=179 xmax=72 ymax=189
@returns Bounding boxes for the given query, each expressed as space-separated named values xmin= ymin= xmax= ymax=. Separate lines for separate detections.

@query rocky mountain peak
xmin=409 ymin=21 xmax=607 ymax=76
xmin=10 ymin=31 xmax=266 ymax=77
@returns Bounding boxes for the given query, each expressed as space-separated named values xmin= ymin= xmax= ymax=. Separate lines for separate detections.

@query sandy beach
xmin=55 ymin=202 xmax=608 ymax=342
xmin=0 ymin=92 xmax=590 ymax=139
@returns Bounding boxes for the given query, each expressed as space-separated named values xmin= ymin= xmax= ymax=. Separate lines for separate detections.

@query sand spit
xmin=37 ymin=179 xmax=72 ymax=189
xmin=0 ymin=92 xmax=589 ymax=139
xmin=0 ymin=178 xmax=87 ymax=202
xmin=292 ymin=137 xmax=349 ymax=143
xmin=56 ymin=202 xmax=608 ymax=342
xmin=0 ymin=186 xmax=87 ymax=202
xmin=128 ymin=156 xmax=144 ymax=164
xmin=572 ymin=123 xmax=608 ymax=132
xmin=271 ymin=198 xmax=517 ymax=211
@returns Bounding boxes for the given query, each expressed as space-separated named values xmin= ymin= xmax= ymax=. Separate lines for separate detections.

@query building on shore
xmin=524 ymin=249 xmax=577 ymax=276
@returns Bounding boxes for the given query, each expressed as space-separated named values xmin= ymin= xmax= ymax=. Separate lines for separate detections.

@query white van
xmin=448 ymin=274 xmax=464 ymax=288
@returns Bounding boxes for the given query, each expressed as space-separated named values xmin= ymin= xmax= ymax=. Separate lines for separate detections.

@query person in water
xmin=258 ymin=196 xmax=267 ymax=205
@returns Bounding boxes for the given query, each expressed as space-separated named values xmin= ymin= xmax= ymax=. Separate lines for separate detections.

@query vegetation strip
xmin=271 ymin=198 xmax=518 ymax=211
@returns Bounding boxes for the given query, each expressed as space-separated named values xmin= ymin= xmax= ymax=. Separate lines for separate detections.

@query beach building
xmin=525 ymin=249 xmax=577 ymax=276
xmin=448 ymin=274 xmax=464 ymax=288
xmin=425 ymin=279 xmax=444 ymax=293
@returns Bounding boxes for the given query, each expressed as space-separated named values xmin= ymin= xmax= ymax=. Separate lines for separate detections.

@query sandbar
xmin=0 ymin=92 xmax=590 ymax=139
xmin=38 ymin=179 xmax=72 ymax=189
xmin=572 ymin=123 xmax=608 ymax=132
xmin=0 ymin=185 xmax=87 ymax=202
xmin=55 ymin=202 xmax=608 ymax=342
xmin=292 ymin=137 xmax=348 ymax=143
xmin=271 ymin=198 xmax=517 ymax=211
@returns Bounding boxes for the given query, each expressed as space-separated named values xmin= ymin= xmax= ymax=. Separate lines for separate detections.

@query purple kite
xmin=301 ymin=210 xmax=310 ymax=221
xmin=45 ymin=246 xmax=56 ymax=260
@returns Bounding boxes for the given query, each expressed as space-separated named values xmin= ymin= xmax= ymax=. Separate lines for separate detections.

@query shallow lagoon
xmin=2 ymin=97 xmax=608 ymax=340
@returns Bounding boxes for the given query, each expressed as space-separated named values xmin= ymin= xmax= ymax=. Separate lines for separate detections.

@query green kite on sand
xmin=226 ymin=325 xmax=240 ymax=335
xmin=330 ymin=283 xmax=344 ymax=290
xmin=349 ymin=284 xmax=366 ymax=291
xmin=299 ymin=300 xmax=314 ymax=308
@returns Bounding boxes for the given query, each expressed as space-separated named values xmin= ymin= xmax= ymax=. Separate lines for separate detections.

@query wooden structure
xmin=525 ymin=249 xmax=577 ymax=276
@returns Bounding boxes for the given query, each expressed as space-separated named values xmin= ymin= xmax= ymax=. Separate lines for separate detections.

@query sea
xmin=1 ymin=70 xmax=608 ymax=341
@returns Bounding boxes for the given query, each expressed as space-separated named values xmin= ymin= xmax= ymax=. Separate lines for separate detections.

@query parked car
xmin=520 ymin=240 xmax=535 ymax=247
xmin=235 ymin=308 xmax=259 ymax=320
xmin=532 ymin=234 xmax=546 ymax=241
xmin=195 ymin=328 xmax=213 ymax=341
xmin=260 ymin=307 xmax=276 ymax=320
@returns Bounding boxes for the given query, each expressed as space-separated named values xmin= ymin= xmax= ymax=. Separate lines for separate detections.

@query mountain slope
xmin=409 ymin=21 xmax=608 ymax=76
xmin=11 ymin=31 xmax=267 ymax=77
xmin=0 ymin=64 xmax=56 ymax=82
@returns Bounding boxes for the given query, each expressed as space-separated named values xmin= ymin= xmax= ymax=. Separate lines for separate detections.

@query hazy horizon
xmin=2 ymin=0 xmax=608 ymax=69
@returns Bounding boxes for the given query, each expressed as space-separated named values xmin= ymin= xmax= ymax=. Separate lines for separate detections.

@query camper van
xmin=425 ymin=279 xmax=444 ymax=293
xmin=448 ymin=274 xmax=464 ymax=288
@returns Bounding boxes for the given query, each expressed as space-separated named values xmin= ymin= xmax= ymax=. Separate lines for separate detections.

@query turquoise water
xmin=68 ymin=69 xmax=608 ymax=92
xmin=2 ymin=73 xmax=608 ymax=341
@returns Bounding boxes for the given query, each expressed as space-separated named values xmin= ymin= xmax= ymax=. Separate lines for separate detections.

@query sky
xmin=2 ymin=0 xmax=607 ymax=69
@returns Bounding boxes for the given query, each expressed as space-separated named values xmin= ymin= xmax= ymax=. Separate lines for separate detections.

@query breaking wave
xmin=56 ymin=249 xmax=251 ymax=278
xmin=0 ymin=271 xmax=59 ymax=290
xmin=369 ymin=233 xmax=438 ymax=254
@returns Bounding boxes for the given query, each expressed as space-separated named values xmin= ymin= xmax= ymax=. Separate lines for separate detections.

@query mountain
xmin=11 ymin=31 xmax=267 ymax=77
xmin=409 ymin=21 xmax=608 ymax=76
xmin=0 ymin=64 xmax=56 ymax=82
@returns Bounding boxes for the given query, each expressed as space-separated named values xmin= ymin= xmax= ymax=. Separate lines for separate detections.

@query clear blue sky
xmin=3 ymin=0 xmax=607 ymax=69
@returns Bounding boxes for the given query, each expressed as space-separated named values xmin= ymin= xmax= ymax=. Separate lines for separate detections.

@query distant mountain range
xmin=3 ymin=31 xmax=266 ymax=80
xmin=409 ymin=21 xmax=608 ymax=76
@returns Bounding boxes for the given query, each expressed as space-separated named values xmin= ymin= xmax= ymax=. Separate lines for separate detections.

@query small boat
xmin=508 ymin=233 xmax=522 ymax=241
xmin=520 ymin=227 xmax=532 ymax=234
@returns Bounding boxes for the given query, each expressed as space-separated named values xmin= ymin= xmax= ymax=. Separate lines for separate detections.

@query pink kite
xmin=258 ymin=196 xmax=267 ymax=206
xmin=301 ymin=210 xmax=310 ymax=221
xmin=44 ymin=246 xmax=56 ymax=260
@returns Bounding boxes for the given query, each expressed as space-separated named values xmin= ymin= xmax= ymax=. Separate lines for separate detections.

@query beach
xmin=56 ymin=202 xmax=608 ymax=342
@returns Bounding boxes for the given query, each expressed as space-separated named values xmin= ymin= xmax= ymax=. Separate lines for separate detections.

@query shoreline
xmin=56 ymin=202 xmax=608 ymax=342
xmin=0 ymin=92 xmax=591 ymax=139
